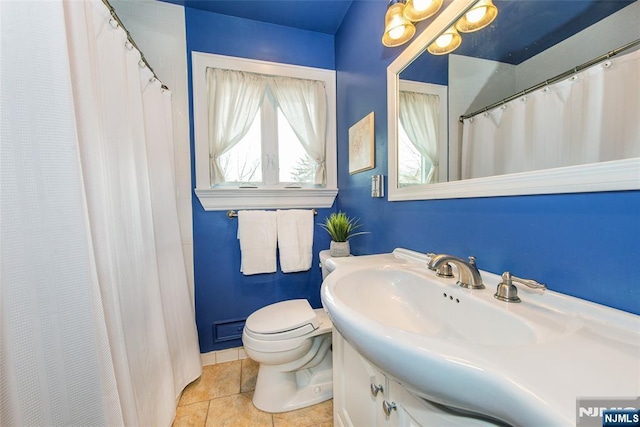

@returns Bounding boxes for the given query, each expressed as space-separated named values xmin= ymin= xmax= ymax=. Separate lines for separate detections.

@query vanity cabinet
xmin=333 ymin=329 xmax=502 ymax=427
xmin=333 ymin=328 xmax=387 ymax=427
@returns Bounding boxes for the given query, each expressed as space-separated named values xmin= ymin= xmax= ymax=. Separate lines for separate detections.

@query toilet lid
xmin=245 ymin=299 xmax=319 ymax=336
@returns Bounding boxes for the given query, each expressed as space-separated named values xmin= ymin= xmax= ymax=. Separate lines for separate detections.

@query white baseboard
xmin=200 ymin=346 xmax=249 ymax=366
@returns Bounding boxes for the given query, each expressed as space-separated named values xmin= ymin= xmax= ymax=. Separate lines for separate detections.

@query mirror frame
xmin=387 ymin=0 xmax=640 ymax=201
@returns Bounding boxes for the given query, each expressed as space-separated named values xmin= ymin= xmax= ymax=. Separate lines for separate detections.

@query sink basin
xmin=321 ymin=249 xmax=640 ymax=426
xmin=331 ymin=267 xmax=583 ymax=347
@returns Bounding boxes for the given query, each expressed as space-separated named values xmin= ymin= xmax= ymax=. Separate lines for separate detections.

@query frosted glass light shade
xmin=403 ymin=0 xmax=443 ymax=22
xmin=382 ymin=1 xmax=416 ymax=47
xmin=427 ymin=26 xmax=462 ymax=55
xmin=455 ymin=0 xmax=498 ymax=33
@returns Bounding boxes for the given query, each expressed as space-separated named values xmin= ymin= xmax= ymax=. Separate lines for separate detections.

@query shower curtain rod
xmin=459 ymin=38 xmax=640 ymax=122
xmin=101 ymin=0 xmax=168 ymax=90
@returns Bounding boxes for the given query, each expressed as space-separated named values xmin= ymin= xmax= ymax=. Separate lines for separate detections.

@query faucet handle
xmin=494 ymin=272 xmax=546 ymax=303
xmin=505 ymin=272 xmax=546 ymax=290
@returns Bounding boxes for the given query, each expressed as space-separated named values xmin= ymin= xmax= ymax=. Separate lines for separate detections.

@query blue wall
xmin=187 ymin=2 xmax=639 ymax=353
xmin=335 ymin=1 xmax=640 ymax=315
xmin=186 ymin=8 xmax=336 ymax=352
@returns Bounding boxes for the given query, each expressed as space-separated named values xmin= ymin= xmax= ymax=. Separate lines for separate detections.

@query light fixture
xmin=382 ymin=0 xmax=416 ymax=47
xmin=427 ymin=26 xmax=462 ymax=55
xmin=455 ymin=0 xmax=498 ymax=33
xmin=403 ymin=0 xmax=443 ymax=22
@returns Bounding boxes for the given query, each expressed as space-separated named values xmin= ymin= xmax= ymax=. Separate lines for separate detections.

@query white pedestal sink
xmin=321 ymin=248 xmax=640 ymax=426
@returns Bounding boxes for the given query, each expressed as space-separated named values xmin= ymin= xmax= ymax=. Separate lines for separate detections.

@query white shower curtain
xmin=1 ymin=1 xmax=201 ymax=426
xmin=461 ymin=48 xmax=640 ymax=180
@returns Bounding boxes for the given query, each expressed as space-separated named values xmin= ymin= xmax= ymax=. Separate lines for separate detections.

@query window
xmin=192 ymin=52 xmax=337 ymax=211
xmin=396 ymin=80 xmax=448 ymax=188
xmin=398 ymin=119 xmax=434 ymax=186
xmin=216 ymin=91 xmax=318 ymax=187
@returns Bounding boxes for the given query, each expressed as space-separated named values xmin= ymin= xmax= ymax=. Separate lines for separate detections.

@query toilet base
xmin=251 ymin=345 xmax=333 ymax=413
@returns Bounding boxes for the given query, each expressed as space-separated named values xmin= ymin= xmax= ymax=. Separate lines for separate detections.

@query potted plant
xmin=319 ymin=212 xmax=368 ymax=257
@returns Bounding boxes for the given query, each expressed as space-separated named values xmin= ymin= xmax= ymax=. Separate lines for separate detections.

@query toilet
xmin=242 ymin=251 xmax=336 ymax=413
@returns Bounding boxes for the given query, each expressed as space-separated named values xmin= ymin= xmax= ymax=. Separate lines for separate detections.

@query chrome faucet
xmin=427 ymin=254 xmax=485 ymax=289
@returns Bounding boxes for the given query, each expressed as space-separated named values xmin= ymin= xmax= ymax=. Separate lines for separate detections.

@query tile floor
xmin=173 ymin=359 xmax=333 ymax=427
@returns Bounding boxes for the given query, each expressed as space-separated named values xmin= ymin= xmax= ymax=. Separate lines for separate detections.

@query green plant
xmin=319 ymin=212 xmax=368 ymax=242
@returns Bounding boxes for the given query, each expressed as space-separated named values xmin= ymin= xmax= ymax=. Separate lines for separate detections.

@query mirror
xmin=387 ymin=0 xmax=640 ymax=201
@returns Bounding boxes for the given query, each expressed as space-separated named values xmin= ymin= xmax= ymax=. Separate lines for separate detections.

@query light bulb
xmin=411 ymin=0 xmax=433 ymax=12
xmin=427 ymin=26 xmax=461 ymax=55
xmin=388 ymin=14 xmax=408 ymax=39
xmin=403 ymin=0 xmax=442 ymax=22
xmin=465 ymin=6 xmax=487 ymax=23
xmin=436 ymin=33 xmax=453 ymax=48
xmin=389 ymin=25 xmax=406 ymax=40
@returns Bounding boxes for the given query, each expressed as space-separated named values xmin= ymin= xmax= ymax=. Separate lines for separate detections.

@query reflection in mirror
xmin=457 ymin=43 xmax=639 ymax=181
xmin=388 ymin=0 xmax=640 ymax=200
xmin=398 ymin=80 xmax=447 ymax=185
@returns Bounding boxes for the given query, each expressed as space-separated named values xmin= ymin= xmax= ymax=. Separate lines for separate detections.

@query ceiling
xmin=159 ymin=0 xmax=354 ymax=34
xmin=157 ymin=0 xmax=635 ymax=61
xmin=459 ymin=0 xmax=636 ymax=64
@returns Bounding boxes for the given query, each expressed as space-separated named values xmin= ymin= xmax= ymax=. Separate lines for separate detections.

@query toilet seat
xmin=242 ymin=298 xmax=334 ymax=413
xmin=244 ymin=299 xmax=319 ymax=341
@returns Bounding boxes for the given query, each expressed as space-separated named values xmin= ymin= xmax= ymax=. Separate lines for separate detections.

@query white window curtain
xmin=1 ymin=1 xmax=201 ymax=426
xmin=399 ymin=91 xmax=440 ymax=184
xmin=207 ymin=68 xmax=266 ymax=185
xmin=268 ymin=76 xmax=328 ymax=185
xmin=461 ymin=48 xmax=640 ymax=180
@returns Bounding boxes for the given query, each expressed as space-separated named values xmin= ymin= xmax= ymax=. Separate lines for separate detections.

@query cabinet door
xmin=333 ymin=330 xmax=387 ymax=427
xmin=386 ymin=379 xmax=503 ymax=427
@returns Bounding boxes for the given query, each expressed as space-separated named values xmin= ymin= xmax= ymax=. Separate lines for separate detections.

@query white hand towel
xmin=277 ymin=209 xmax=314 ymax=273
xmin=237 ymin=210 xmax=277 ymax=275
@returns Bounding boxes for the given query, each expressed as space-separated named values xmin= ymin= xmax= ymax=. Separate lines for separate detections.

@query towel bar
xmin=227 ymin=209 xmax=318 ymax=219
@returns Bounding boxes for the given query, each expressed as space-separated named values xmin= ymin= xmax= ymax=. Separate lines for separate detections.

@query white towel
xmin=237 ymin=210 xmax=277 ymax=275
xmin=277 ymin=209 xmax=314 ymax=273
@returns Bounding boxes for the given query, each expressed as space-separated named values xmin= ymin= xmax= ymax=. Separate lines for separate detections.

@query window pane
xmin=398 ymin=121 xmax=432 ymax=187
xmin=277 ymin=109 xmax=314 ymax=183
xmin=218 ymin=112 xmax=262 ymax=183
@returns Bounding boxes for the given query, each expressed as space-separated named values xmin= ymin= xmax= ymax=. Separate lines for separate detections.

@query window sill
xmin=195 ymin=187 xmax=338 ymax=211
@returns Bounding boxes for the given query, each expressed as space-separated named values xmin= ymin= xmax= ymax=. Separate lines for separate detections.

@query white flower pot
xmin=330 ymin=241 xmax=350 ymax=257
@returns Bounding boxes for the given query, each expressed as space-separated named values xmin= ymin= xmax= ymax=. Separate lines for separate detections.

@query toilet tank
xmin=320 ymin=250 xmax=332 ymax=280
xmin=320 ymin=250 xmax=352 ymax=280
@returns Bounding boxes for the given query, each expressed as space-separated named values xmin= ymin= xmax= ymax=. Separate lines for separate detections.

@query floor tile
xmin=272 ymin=399 xmax=333 ymax=427
xmin=241 ymin=358 xmax=259 ymax=393
xmin=172 ymin=401 xmax=209 ymax=427
xmin=179 ymin=361 xmax=241 ymax=406
xmin=206 ymin=392 xmax=273 ymax=427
